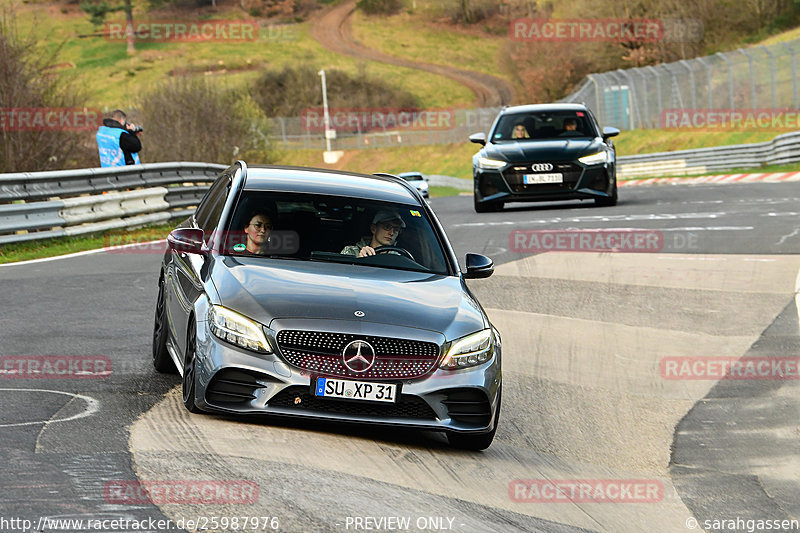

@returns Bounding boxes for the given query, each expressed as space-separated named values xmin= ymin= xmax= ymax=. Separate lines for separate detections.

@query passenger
xmin=560 ymin=118 xmax=579 ymax=135
xmin=341 ymin=210 xmax=406 ymax=257
xmin=243 ymin=211 xmax=273 ymax=254
xmin=511 ymin=122 xmax=530 ymax=139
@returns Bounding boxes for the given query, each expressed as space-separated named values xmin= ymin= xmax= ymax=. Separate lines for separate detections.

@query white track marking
xmin=0 ymin=389 xmax=99 ymax=428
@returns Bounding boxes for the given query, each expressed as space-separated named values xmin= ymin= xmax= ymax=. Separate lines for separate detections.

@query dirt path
xmin=310 ymin=0 xmax=515 ymax=107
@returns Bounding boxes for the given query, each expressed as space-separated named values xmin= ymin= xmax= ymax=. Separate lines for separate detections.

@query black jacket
xmin=103 ymin=118 xmax=142 ymax=165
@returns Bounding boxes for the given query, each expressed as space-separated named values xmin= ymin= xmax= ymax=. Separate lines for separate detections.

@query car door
xmin=167 ymin=173 xmax=231 ymax=356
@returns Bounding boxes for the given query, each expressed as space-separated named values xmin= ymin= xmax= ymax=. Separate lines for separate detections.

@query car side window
xmin=194 ymin=175 xmax=230 ymax=242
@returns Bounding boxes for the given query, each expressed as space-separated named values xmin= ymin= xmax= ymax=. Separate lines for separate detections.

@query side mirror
xmin=168 ymin=228 xmax=207 ymax=255
xmin=464 ymin=253 xmax=494 ymax=279
xmin=469 ymin=132 xmax=487 ymax=146
xmin=602 ymin=126 xmax=620 ymax=140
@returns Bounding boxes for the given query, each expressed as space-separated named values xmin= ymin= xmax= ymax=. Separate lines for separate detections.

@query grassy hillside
xmin=350 ymin=9 xmax=509 ymax=81
xmin=15 ymin=4 xmax=472 ymax=110
xmin=9 ymin=0 xmax=800 ymax=170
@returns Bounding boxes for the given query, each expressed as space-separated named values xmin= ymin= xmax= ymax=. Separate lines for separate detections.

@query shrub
xmin=251 ymin=65 xmax=419 ymax=118
xmin=137 ymin=77 xmax=278 ymax=165
xmin=356 ymin=0 xmax=403 ymax=16
xmin=0 ymin=8 xmax=95 ymax=172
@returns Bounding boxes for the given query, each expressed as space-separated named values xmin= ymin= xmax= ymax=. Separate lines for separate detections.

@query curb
xmin=620 ymin=171 xmax=800 ymax=186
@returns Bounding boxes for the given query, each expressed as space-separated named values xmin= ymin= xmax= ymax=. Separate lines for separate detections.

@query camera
xmin=126 ymin=122 xmax=143 ymax=133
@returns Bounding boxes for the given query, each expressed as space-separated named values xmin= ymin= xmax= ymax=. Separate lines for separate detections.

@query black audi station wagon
xmin=153 ymin=162 xmax=501 ymax=450
xmin=470 ymin=103 xmax=620 ymax=212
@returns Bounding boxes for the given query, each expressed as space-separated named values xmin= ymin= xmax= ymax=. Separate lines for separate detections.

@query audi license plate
xmin=524 ymin=173 xmax=563 ymax=184
xmin=314 ymin=378 xmax=397 ymax=403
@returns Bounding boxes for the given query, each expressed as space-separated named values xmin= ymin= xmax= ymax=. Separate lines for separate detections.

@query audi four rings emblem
xmin=530 ymin=163 xmax=554 ymax=172
xmin=342 ymin=340 xmax=376 ymax=373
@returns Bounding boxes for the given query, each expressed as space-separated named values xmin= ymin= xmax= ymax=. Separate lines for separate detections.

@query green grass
xmin=0 ymin=223 xmax=175 ymax=264
xmin=613 ymin=129 xmax=782 ymax=155
xmin=275 ymin=143 xmax=477 ymax=178
xmin=350 ymin=9 xmax=509 ymax=82
xmin=429 ymin=185 xmax=465 ymax=197
xmin=15 ymin=5 xmax=472 ymax=109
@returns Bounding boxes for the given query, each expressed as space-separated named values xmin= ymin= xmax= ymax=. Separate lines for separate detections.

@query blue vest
xmin=96 ymin=125 xmax=141 ymax=167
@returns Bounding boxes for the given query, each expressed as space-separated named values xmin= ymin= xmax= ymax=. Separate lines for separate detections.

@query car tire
xmin=474 ymin=197 xmax=503 ymax=213
xmin=152 ymin=275 xmax=176 ymax=373
xmin=595 ymin=184 xmax=618 ymax=207
xmin=447 ymin=387 xmax=501 ymax=451
xmin=182 ymin=320 xmax=203 ymax=414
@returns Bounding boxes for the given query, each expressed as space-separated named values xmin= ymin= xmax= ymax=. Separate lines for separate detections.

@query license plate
xmin=314 ymin=378 xmax=397 ymax=403
xmin=524 ymin=173 xmax=563 ymax=184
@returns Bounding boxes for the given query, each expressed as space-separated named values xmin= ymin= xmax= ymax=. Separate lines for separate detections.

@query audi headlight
xmin=477 ymin=156 xmax=507 ymax=170
xmin=578 ymin=151 xmax=610 ymax=165
xmin=208 ymin=305 xmax=272 ymax=354
xmin=440 ymin=329 xmax=495 ymax=370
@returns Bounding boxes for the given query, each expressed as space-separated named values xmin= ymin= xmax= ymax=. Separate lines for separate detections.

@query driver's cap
xmin=372 ymin=210 xmax=406 ymax=228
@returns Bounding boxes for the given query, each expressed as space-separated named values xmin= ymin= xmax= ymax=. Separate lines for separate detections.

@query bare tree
xmin=80 ymin=0 xmax=136 ymax=55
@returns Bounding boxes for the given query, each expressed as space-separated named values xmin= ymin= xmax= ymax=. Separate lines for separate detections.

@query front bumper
xmin=192 ymin=319 xmax=502 ymax=435
xmin=474 ymin=161 xmax=615 ymax=205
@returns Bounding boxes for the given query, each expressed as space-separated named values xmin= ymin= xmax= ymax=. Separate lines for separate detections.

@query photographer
xmin=96 ymin=109 xmax=142 ymax=167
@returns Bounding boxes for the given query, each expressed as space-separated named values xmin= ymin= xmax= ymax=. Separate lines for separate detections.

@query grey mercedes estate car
xmin=152 ymin=162 xmax=501 ymax=450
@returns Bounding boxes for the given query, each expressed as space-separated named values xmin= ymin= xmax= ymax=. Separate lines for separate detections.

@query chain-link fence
xmin=259 ymin=37 xmax=800 ymax=150
xmin=258 ymin=108 xmax=502 ymax=150
xmin=562 ymin=38 xmax=800 ymax=130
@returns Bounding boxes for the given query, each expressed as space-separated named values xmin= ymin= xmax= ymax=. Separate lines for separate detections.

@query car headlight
xmin=477 ymin=156 xmax=507 ymax=170
xmin=440 ymin=329 xmax=495 ymax=370
xmin=578 ymin=151 xmax=610 ymax=165
xmin=208 ymin=305 xmax=272 ymax=354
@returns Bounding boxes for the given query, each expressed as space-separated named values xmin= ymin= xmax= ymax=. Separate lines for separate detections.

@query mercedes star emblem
xmin=342 ymin=340 xmax=376 ymax=373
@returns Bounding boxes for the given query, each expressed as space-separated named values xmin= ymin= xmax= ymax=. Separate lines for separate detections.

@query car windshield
xmin=491 ymin=110 xmax=597 ymax=142
xmin=223 ymin=191 xmax=449 ymax=275
xmin=401 ymin=174 xmax=424 ymax=181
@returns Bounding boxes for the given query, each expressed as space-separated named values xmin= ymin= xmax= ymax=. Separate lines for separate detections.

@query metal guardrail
xmin=2 ymin=131 xmax=798 ymax=246
xmin=616 ymin=130 xmax=800 ymax=178
xmin=0 ymin=162 xmax=225 ymax=245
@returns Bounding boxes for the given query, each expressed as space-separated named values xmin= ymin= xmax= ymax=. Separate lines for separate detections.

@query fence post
xmin=680 ymin=60 xmax=697 ymax=110
xmin=739 ymin=48 xmax=757 ymax=108
xmin=761 ymin=46 xmax=777 ymax=108
xmin=716 ymin=52 xmax=735 ymax=110
xmin=633 ymin=68 xmax=651 ymax=128
xmin=646 ymin=66 xmax=663 ymax=124
xmin=279 ymin=117 xmax=287 ymax=148
xmin=696 ymin=56 xmax=713 ymax=109
xmin=781 ymin=42 xmax=798 ymax=109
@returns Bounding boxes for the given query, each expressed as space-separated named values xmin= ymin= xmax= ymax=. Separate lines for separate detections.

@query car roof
xmin=499 ymin=103 xmax=589 ymax=114
xmin=243 ymin=165 xmax=419 ymax=204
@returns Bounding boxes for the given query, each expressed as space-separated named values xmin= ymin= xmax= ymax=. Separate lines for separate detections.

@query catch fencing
xmin=562 ymin=38 xmax=800 ymax=130
xmin=261 ymin=108 xmax=501 ymax=150
xmin=0 ymin=162 xmax=225 ymax=245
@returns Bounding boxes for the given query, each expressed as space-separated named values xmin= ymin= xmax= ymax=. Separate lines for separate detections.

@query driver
xmin=341 ymin=209 xmax=406 ymax=257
